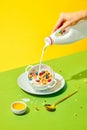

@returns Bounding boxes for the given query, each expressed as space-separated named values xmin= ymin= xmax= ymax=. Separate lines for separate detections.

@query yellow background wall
xmin=0 ymin=0 xmax=87 ymax=72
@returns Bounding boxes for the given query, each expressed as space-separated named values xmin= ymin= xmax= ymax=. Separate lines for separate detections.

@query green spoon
xmin=44 ymin=89 xmax=78 ymax=112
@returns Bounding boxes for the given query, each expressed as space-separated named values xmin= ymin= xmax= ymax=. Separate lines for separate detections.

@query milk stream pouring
xmin=45 ymin=20 xmax=87 ymax=46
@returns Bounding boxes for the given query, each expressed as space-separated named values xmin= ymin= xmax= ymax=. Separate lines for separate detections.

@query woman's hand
xmin=52 ymin=10 xmax=87 ymax=32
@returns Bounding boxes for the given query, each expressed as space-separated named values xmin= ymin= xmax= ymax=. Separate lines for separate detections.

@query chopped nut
xmin=34 ymin=106 xmax=39 ymax=111
xmin=80 ymin=106 xmax=83 ymax=109
xmin=74 ymin=113 xmax=78 ymax=117
xmin=59 ymin=69 xmax=62 ymax=72
xmin=84 ymin=79 xmax=87 ymax=84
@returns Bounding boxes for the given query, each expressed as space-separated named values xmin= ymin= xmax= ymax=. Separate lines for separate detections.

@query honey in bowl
xmin=11 ymin=101 xmax=27 ymax=115
xmin=12 ymin=102 xmax=25 ymax=110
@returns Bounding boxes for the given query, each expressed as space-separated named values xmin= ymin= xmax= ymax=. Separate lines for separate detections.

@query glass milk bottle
xmin=45 ymin=20 xmax=87 ymax=46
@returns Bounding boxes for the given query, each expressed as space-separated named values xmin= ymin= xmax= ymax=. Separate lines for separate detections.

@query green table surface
xmin=0 ymin=51 xmax=87 ymax=130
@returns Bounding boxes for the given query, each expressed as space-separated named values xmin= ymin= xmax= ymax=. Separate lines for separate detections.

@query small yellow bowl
xmin=11 ymin=101 xmax=27 ymax=115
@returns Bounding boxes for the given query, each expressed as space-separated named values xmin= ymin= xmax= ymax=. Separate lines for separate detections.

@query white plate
xmin=17 ymin=72 xmax=65 ymax=95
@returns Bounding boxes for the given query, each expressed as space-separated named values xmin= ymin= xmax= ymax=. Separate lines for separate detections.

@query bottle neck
xmin=48 ymin=36 xmax=53 ymax=45
xmin=44 ymin=36 xmax=53 ymax=46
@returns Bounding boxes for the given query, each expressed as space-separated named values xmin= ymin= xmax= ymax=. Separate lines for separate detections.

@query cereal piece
xmin=45 ymin=70 xmax=48 ymax=73
xmin=35 ymin=71 xmax=38 ymax=75
xmin=32 ymin=73 xmax=35 ymax=76
xmin=41 ymin=70 xmax=45 ymax=74
xmin=33 ymin=75 xmax=37 ymax=79
xmin=45 ymin=70 xmax=48 ymax=74
xmin=39 ymin=77 xmax=41 ymax=80
xmin=31 ymin=72 xmax=37 ymax=79
xmin=36 ymin=79 xmax=40 ymax=82
xmin=42 ymin=79 xmax=47 ymax=85
xmin=29 ymin=78 xmax=32 ymax=80
xmin=48 ymin=79 xmax=51 ymax=82
xmin=28 ymin=74 xmax=32 ymax=78
xmin=46 ymin=75 xmax=49 ymax=79
xmin=49 ymin=74 xmax=52 ymax=78
xmin=48 ymin=72 xmax=51 ymax=76
xmin=32 ymin=69 xmax=36 ymax=73
xmin=39 ymin=72 xmax=43 ymax=76
xmin=42 ymin=74 xmax=46 ymax=79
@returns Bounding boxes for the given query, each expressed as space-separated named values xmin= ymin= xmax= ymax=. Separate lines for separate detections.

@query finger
xmin=52 ymin=17 xmax=64 ymax=33
xmin=59 ymin=21 xmax=71 ymax=31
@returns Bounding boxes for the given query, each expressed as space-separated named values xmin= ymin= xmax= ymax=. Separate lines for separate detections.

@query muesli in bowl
xmin=25 ymin=64 xmax=57 ymax=90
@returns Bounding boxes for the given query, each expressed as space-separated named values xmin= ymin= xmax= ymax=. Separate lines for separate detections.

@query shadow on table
xmin=67 ymin=69 xmax=87 ymax=81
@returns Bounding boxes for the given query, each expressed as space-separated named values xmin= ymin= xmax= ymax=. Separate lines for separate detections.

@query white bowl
xmin=11 ymin=101 xmax=27 ymax=115
xmin=25 ymin=64 xmax=57 ymax=90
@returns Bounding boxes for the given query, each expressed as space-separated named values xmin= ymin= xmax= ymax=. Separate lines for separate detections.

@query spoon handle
xmin=55 ymin=89 xmax=78 ymax=106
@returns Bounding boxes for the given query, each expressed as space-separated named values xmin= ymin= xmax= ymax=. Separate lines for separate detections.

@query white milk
xmin=39 ymin=44 xmax=48 ymax=73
